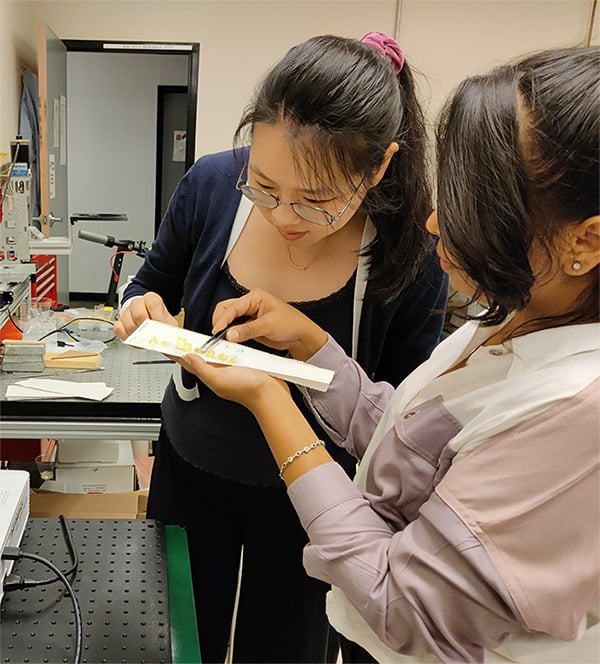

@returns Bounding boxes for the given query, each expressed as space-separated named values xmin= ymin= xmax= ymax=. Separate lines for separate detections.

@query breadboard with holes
xmin=0 ymin=519 xmax=176 ymax=663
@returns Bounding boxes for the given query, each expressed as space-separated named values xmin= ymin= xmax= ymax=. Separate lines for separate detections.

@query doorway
xmin=40 ymin=35 xmax=199 ymax=300
xmin=156 ymin=85 xmax=188 ymax=234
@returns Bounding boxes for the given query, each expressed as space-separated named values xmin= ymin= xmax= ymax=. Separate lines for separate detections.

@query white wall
xmin=400 ymin=0 xmax=593 ymax=127
xmin=67 ymin=52 xmax=187 ymax=293
xmin=0 ymin=0 xmax=596 ymax=296
xmin=2 ymin=0 xmax=596 ymax=159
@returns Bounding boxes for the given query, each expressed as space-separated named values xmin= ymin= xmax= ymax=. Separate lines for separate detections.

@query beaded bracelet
xmin=279 ymin=439 xmax=325 ymax=479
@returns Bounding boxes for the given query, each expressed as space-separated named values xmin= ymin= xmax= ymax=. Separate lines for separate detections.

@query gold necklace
xmin=287 ymin=245 xmax=316 ymax=271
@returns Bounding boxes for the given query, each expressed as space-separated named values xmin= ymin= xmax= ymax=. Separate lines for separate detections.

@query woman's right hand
xmin=210 ymin=289 xmax=328 ymax=361
xmin=113 ymin=292 xmax=179 ymax=340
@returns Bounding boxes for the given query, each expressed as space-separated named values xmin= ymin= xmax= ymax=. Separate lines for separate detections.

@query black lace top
xmin=163 ymin=261 xmax=358 ymax=487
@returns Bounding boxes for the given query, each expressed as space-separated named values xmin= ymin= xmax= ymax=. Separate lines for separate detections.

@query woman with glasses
xmin=115 ymin=32 xmax=447 ymax=663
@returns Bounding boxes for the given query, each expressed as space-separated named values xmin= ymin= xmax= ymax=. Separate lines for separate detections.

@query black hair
xmin=234 ymin=34 xmax=433 ymax=302
xmin=436 ymin=46 xmax=599 ymax=326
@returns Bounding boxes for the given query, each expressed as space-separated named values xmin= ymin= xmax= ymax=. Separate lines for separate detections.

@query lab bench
xmin=0 ymin=340 xmax=173 ymax=440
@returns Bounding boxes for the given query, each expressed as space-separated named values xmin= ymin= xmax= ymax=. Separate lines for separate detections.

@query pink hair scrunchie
xmin=360 ymin=31 xmax=404 ymax=75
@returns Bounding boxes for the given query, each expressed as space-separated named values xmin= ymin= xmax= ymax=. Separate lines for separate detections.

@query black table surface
xmin=0 ymin=517 xmax=200 ymax=663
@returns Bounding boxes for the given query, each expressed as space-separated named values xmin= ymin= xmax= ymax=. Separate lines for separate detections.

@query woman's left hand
xmin=180 ymin=352 xmax=328 ymax=486
xmin=178 ymin=353 xmax=290 ymax=412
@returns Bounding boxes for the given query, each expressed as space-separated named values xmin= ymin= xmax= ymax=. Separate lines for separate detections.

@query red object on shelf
xmin=0 ymin=316 xmax=22 ymax=340
xmin=0 ymin=438 xmax=42 ymax=462
xmin=31 ymin=254 xmax=58 ymax=306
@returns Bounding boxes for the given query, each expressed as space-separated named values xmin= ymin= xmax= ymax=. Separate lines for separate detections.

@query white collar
xmin=388 ymin=319 xmax=599 ymax=415
xmin=509 ymin=322 xmax=600 ymax=369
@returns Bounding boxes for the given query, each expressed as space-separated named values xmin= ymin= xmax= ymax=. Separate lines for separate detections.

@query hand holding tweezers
xmin=199 ymin=317 xmax=248 ymax=353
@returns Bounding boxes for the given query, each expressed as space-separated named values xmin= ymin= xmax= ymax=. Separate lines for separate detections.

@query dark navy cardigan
xmin=123 ymin=149 xmax=449 ymax=485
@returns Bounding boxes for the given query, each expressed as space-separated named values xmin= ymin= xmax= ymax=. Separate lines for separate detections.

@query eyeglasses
xmin=236 ymin=169 xmax=364 ymax=226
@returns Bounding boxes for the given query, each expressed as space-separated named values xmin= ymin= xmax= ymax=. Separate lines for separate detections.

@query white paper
xmin=172 ymin=130 xmax=186 ymax=162
xmin=7 ymin=378 xmax=113 ymax=401
xmin=123 ymin=319 xmax=334 ymax=391
xmin=52 ymin=98 xmax=60 ymax=148
xmin=49 ymin=153 xmax=56 ymax=199
xmin=59 ymin=95 xmax=67 ymax=166
xmin=6 ymin=385 xmax=67 ymax=400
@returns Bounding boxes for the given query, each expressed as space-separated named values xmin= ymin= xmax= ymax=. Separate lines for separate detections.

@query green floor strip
xmin=165 ymin=525 xmax=202 ymax=663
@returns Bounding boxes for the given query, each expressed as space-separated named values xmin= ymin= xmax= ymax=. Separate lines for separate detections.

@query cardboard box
xmin=132 ymin=440 xmax=154 ymax=490
xmin=29 ymin=489 xmax=148 ymax=519
xmin=54 ymin=440 xmax=135 ymax=493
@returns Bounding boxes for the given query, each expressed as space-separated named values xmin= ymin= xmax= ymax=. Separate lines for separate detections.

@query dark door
xmin=156 ymin=85 xmax=188 ymax=233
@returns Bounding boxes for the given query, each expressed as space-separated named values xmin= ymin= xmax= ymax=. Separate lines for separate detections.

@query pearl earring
xmin=572 ymin=261 xmax=582 ymax=271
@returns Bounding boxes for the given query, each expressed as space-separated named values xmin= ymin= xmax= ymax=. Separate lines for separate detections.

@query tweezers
xmin=132 ymin=359 xmax=175 ymax=365
xmin=199 ymin=317 xmax=249 ymax=353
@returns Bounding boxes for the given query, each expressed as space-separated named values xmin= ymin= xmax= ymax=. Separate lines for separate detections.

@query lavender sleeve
xmin=299 ymin=336 xmax=395 ymax=459
xmin=287 ymin=463 xmax=524 ymax=662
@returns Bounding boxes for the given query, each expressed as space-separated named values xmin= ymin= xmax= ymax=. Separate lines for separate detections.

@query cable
xmin=0 ymin=142 xmax=21 ymax=205
xmin=0 ymin=303 xmax=24 ymax=333
xmin=7 ymin=307 xmax=23 ymax=333
xmin=109 ymin=249 xmax=138 ymax=280
xmin=36 ymin=315 xmax=116 ymax=344
xmin=59 ymin=328 xmax=81 ymax=343
xmin=3 ymin=515 xmax=79 ymax=590
xmin=2 ymin=546 xmax=83 ymax=664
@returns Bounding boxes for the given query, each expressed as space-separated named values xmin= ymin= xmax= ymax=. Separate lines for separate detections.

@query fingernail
xmin=228 ymin=329 xmax=239 ymax=341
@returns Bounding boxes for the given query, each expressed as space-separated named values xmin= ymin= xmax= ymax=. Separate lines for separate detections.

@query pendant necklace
xmin=287 ymin=245 xmax=317 ymax=271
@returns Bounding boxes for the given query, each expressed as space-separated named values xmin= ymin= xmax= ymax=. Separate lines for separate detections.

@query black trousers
xmin=147 ymin=430 xmax=332 ymax=663
xmin=338 ymin=633 xmax=378 ymax=663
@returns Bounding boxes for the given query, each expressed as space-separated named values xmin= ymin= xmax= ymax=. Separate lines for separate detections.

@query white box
xmin=0 ymin=470 xmax=30 ymax=602
xmin=54 ymin=441 xmax=135 ymax=493
xmin=56 ymin=439 xmax=121 ymax=464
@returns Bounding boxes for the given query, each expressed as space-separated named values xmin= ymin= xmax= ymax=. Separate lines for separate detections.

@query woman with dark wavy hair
xmin=115 ymin=33 xmax=447 ymax=663
xmin=179 ymin=46 xmax=599 ymax=662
